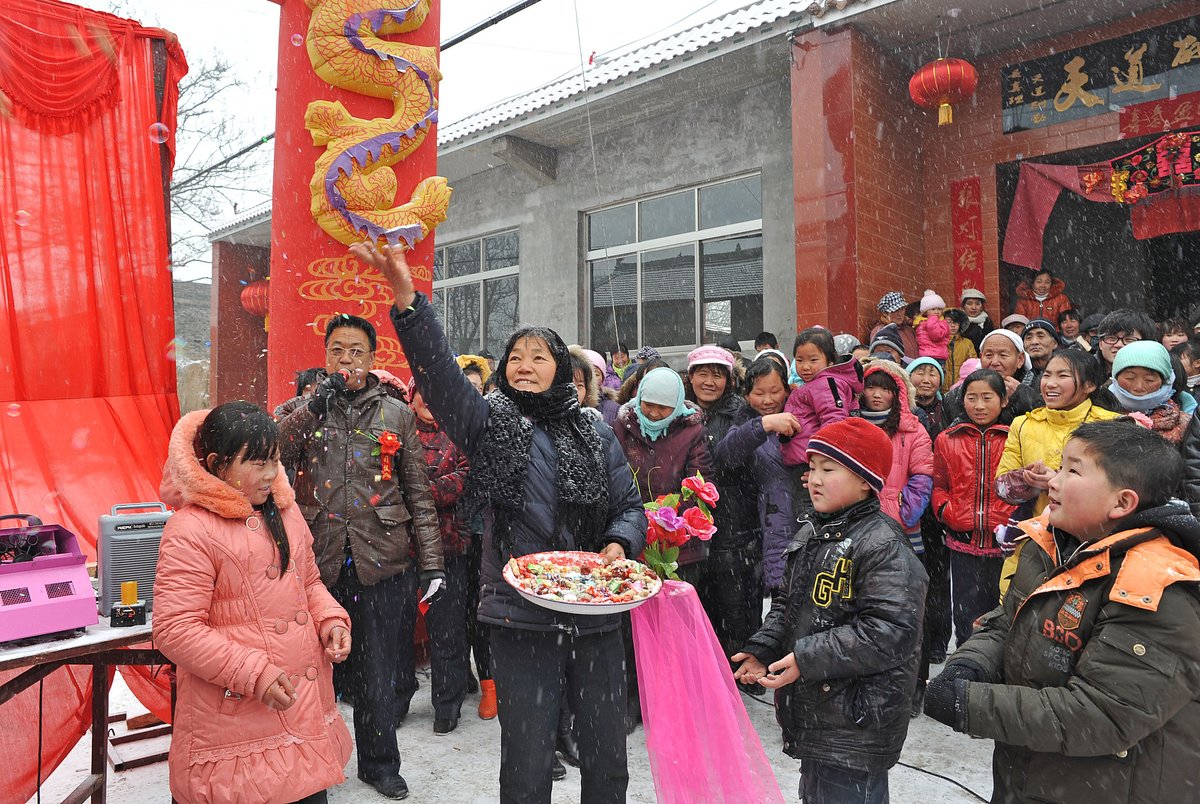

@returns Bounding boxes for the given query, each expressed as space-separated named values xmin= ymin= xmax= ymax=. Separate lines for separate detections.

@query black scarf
xmin=466 ymin=328 xmax=609 ymax=557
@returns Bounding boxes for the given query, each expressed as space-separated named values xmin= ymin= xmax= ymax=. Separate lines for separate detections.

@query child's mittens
xmin=924 ymin=663 xmax=978 ymax=732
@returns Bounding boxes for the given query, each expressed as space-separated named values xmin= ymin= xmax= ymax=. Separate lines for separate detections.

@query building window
xmin=431 ymin=231 xmax=520 ymax=355
xmin=587 ymin=174 xmax=762 ymax=353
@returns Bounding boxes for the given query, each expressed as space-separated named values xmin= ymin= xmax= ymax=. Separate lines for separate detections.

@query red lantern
xmin=240 ymin=279 xmax=269 ymax=317
xmin=909 ymin=57 xmax=978 ymax=126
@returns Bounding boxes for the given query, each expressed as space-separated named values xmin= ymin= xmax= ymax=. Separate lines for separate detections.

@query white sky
xmin=73 ymin=0 xmax=758 ymax=281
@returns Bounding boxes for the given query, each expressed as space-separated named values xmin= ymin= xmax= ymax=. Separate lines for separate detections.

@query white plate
xmin=502 ymin=551 xmax=662 ymax=616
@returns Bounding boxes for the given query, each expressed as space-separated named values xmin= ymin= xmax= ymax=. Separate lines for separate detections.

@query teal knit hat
xmin=906 ymin=356 xmax=945 ymax=382
xmin=1111 ymin=340 xmax=1173 ymax=382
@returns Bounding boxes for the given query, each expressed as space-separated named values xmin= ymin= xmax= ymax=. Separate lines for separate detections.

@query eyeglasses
xmin=1099 ymin=334 xmax=1140 ymax=346
xmin=327 ymin=347 xmax=370 ymax=359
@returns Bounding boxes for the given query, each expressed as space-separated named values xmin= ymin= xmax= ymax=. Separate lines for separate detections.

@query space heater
xmin=0 ymin=514 xmax=98 ymax=643
xmin=98 ymin=502 xmax=171 ymax=616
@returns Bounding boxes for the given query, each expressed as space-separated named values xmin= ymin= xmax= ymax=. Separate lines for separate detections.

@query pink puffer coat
xmin=155 ymin=411 xmax=352 ymax=804
xmin=862 ymin=361 xmax=934 ymax=541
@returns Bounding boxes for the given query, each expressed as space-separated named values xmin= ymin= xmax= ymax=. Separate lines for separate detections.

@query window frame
xmin=431 ymin=229 xmax=520 ymax=354
xmin=585 ymin=173 xmax=763 ymax=351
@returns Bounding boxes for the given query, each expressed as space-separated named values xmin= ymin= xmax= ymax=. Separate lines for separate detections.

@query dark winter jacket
xmin=613 ymin=401 xmax=713 ymax=565
xmin=1181 ymin=415 xmax=1200 ymax=517
xmin=932 ymin=421 xmax=1016 ymax=557
xmin=915 ymin=396 xmax=944 ymax=442
xmin=598 ymin=395 xmax=621 ymax=427
xmin=699 ymin=393 xmax=761 ymax=553
xmin=713 ymin=416 xmax=795 ymax=591
xmin=279 ymin=376 xmax=443 ymax=587
xmin=869 ymin=321 xmax=920 ymax=360
xmin=949 ymin=505 xmax=1200 ymax=804
xmin=415 ymin=419 xmax=472 ymax=556
xmin=1014 ymin=277 xmax=1072 ymax=324
xmin=962 ymin=316 xmax=995 ymax=354
xmin=742 ymin=497 xmax=928 ymax=771
xmin=781 ymin=358 xmax=864 ymax=466
xmin=390 ymin=293 xmax=646 ymax=635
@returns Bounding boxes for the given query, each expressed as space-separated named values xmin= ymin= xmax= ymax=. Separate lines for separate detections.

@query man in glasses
xmin=1095 ymin=309 xmax=1157 ymax=376
xmin=1092 ymin=309 xmax=1158 ymax=413
xmin=280 ymin=313 xmax=444 ymax=800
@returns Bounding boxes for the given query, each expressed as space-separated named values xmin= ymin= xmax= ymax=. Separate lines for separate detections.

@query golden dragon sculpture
xmin=304 ymin=0 xmax=451 ymax=248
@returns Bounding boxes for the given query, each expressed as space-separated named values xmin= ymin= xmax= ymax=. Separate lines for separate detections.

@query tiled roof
xmin=207 ymin=199 xmax=273 ymax=241
xmin=438 ymin=0 xmax=811 ymax=147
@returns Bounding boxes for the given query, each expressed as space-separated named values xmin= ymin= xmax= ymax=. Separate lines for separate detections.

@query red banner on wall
xmin=1120 ymin=91 xmax=1200 ymax=139
xmin=950 ymin=177 xmax=986 ymax=297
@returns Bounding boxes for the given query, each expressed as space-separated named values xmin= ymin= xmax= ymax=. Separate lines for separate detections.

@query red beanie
xmin=807 ymin=418 xmax=893 ymax=494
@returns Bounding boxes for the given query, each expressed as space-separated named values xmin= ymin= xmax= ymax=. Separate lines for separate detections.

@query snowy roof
xmin=438 ymin=0 xmax=812 ymax=148
xmin=207 ymin=199 xmax=273 ymax=241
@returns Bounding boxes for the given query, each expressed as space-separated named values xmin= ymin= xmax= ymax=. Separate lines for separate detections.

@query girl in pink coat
xmin=155 ymin=402 xmax=352 ymax=804
xmin=859 ymin=360 xmax=935 ymax=556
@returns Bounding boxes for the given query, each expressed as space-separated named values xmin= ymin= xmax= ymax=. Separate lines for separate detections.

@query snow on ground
xmin=34 ymin=663 xmax=992 ymax=803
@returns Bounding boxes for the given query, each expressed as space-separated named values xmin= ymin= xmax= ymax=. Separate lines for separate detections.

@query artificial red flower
xmin=682 ymin=475 xmax=719 ymax=506
xmin=682 ymin=506 xmax=716 ymax=541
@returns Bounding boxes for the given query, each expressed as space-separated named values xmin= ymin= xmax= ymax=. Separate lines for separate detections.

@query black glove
xmin=307 ymin=371 xmax=348 ymax=417
xmin=419 ymin=569 xmax=447 ymax=604
xmin=924 ymin=673 xmax=970 ymax=732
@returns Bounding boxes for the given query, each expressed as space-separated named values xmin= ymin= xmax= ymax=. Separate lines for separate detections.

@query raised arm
xmin=350 ymin=243 xmax=491 ymax=456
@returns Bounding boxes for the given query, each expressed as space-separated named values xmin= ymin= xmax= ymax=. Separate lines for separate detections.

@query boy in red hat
xmin=732 ymin=417 xmax=929 ymax=804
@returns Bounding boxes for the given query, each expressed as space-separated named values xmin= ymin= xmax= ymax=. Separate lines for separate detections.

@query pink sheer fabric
xmin=631 ymin=580 xmax=784 ymax=803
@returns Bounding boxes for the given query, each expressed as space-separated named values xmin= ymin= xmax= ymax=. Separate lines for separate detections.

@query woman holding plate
xmin=354 ymin=241 xmax=646 ymax=804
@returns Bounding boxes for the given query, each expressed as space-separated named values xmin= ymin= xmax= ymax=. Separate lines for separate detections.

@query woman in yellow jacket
xmin=993 ymin=349 xmax=1119 ymax=594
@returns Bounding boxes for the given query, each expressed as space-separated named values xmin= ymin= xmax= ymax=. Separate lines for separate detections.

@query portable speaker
xmin=98 ymin=503 xmax=170 ymax=616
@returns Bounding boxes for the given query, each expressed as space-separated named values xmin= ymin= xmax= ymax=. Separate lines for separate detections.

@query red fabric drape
xmin=0 ymin=665 xmax=114 ymax=801
xmin=0 ymin=2 xmax=186 ymax=800
xmin=1003 ymin=134 xmax=1200 ymax=270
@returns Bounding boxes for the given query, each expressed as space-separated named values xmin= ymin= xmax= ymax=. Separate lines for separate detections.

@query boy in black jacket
xmin=732 ymin=418 xmax=929 ymax=804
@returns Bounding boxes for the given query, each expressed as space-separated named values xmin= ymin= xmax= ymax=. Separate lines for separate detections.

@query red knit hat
xmin=807 ymin=418 xmax=893 ymax=494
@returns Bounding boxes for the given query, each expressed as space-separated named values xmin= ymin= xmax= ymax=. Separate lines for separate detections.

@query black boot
xmin=551 ymin=755 xmax=566 ymax=781
xmin=556 ymin=707 xmax=580 ymax=767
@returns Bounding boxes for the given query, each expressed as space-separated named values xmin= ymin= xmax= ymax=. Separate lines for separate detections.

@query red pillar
xmin=266 ymin=0 xmax=441 ymax=409
xmin=790 ymin=28 xmax=928 ymax=340
xmin=210 ymin=241 xmax=269 ymax=407
xmin=790 ymin=29 xmax=858 ymax=335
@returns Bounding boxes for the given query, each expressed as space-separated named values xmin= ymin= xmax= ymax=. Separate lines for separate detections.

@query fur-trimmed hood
xmin=862 ymin=357 xmax=918 ymax=413
xmin=1015 ymin=277 xmax=1067 ymax=301
xmin=569 ymin=345 xmax=601 ymax=409
xmin=160 ymin=410 xmax=295 ymax=520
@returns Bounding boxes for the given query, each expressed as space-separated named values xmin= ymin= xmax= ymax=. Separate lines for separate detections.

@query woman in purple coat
xmin=713 ymin=357 xmax=798 ymax=596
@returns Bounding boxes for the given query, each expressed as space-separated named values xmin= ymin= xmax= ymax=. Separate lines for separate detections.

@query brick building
xmin=209 ymin=0 xmax=1200 ymax=406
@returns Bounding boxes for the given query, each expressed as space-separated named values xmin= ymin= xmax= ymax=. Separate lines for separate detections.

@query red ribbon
xmin=379 ymin=431 xmax=401 ymax=481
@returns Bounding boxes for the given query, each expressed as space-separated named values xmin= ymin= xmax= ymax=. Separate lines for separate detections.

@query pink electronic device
xmin=0 ymin=514 xmax=98 ymax=643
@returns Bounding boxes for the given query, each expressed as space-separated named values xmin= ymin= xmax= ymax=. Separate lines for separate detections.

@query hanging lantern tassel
xmin=909 ymin=57 xmax=978 ymax=127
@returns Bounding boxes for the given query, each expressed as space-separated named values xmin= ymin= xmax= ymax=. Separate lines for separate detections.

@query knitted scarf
xmin=465 ymin=327 xmax=609 ymax=557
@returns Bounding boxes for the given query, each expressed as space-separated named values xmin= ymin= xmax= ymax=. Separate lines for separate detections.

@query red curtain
xmin=0 ymin=2 xmax=186 ymax=800
xmin=1002 ymin=132 xmax=1200 ymax=270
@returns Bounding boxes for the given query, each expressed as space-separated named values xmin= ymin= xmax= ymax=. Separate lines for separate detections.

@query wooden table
xmin=0 ymin=619 xmax=167 ymax=804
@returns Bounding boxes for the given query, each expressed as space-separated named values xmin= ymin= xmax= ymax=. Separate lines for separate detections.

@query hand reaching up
xmin=349 ymin=241 xmax=416 ymax=310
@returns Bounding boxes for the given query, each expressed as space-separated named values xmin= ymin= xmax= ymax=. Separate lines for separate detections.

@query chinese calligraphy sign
xmin=950 ymin=177 xmax=986 ymax=296
xmin=1003 ymin=16 xmax=1200 ymax=133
